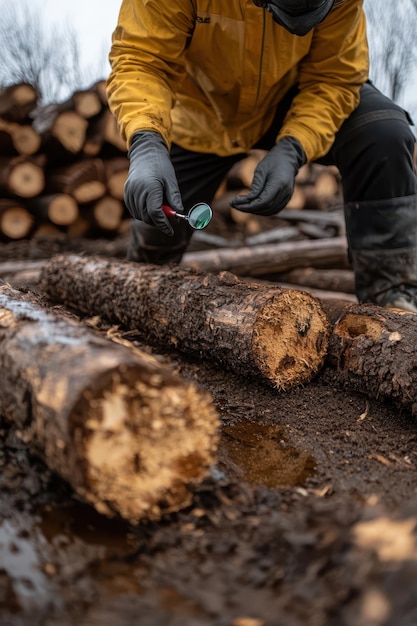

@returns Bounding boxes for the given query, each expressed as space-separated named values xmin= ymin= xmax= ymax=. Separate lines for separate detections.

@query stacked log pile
xmin=0 ymin=80 xmax=346 ymax=247
xmin=0 ymin=81 xmax=130 ymax=241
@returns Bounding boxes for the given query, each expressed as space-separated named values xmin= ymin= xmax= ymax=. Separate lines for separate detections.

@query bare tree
xmin=0 ymin=1 xmax=106 ymax=103
xmin=364 ymin=0 xmax=417 ymax=114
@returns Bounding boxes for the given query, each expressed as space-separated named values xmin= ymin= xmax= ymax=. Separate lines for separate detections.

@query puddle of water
xmin=39 ymin=501 xmax=144 ymax=594
xmin=220 ymin=421 xmax=316 ymax=488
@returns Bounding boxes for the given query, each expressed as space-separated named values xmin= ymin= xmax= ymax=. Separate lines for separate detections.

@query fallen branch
xmin=182 ymin=237 xmax=349 ymax=276
xmin=0 ymin=283 xmax=219 ymax=523
xmin=40 ymin=254 xmax=330 ymax=390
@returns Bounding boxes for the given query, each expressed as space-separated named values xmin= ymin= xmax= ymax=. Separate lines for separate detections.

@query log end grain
xmin=252 ymin=289 xmax=330 ymax=390
xmin=48 ymin=193 xmax=79 ymax=226
xmin=0 ymin=284 xmax=220 ymax=524
xmin=78 ymin=365 xmax=219 ymax=523
xmin=53 ymin=111 xmax=88 ymax=153
xmin=9 ymin=160 xmax=45 ymax=198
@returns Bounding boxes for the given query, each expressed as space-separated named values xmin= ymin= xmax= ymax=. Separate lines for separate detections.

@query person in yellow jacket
xmin=107 ymin=0 xmax=417 ymax=312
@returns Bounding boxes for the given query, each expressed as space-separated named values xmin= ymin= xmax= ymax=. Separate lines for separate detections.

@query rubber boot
xmin=127 ymin=219 xmax=193 ymax=265
xmin=345 ymin=194 xmax=417 ymax=312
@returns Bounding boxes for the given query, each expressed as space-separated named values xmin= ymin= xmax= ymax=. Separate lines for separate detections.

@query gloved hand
xmin=124 ymin=131 xmax=184 ymax=236
xmin=230 ymin=136 xmax=306 ymax=216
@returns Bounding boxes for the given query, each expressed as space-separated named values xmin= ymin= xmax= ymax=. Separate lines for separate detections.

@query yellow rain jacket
xmin=107 ymin=0 xmax=369 ymax=162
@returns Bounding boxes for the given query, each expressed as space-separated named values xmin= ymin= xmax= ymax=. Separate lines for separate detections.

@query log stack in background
xmin=0 ymin=80 xmax=346 ymax=246
xmin=0 ymin=80 xmax=130 ymax=241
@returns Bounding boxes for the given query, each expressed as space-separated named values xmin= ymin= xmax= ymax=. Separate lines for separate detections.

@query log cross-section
xmin=322 ymin=301 xmax=417 ymax=417
xmin=0 ymin=283 xmax=219 ymax=523
xmin=40 ymin=254 xmax=330 ymax=390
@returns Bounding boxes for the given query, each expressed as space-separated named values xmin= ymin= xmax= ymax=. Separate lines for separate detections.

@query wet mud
xmin=1 ymin=236 xmax=417 ymax=625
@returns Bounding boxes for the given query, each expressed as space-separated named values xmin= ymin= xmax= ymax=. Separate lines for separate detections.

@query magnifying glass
xmin=162 ymin=202 xmax=212 ymax=230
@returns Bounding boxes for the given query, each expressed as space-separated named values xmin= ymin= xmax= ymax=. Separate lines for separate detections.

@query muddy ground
xmin=1 ymin=230 xmax=417 ymax=626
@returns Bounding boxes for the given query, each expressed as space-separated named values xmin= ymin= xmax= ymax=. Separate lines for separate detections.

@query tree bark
xmin=40 ymin=254 xmax=330 ymax=390
xmin=322 ymin=300 xmax=417 ymax=417
xmin=0 ymin=283 xmax=219 ymax=523
xmin=182 ymin=237 xmax=350 ymax=276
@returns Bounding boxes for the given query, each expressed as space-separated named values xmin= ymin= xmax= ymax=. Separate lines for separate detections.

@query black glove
xmin=230 ymin=136 xmax=306 ymax=216
xmin=124 ymin=131 xmax=184 ymax=236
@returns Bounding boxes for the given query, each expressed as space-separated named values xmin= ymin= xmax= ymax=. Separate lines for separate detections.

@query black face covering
xmin=254 ymin=0 xmax=336 ymax=36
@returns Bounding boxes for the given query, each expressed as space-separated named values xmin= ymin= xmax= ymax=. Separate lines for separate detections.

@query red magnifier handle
xmin=162 ymin=204 xmax=176 ymax=218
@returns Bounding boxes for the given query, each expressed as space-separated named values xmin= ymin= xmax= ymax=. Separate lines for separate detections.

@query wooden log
xmin=0 ymin=283 xmax=219 ymax=522
xmin=72 ymin=86 xmax=103 ymax=119
xmin=277 ymin=267 xmax=355 ymax=294
xmin=104 ymin=157 xmax=129 ymax=199
xmin=29 ymin=193 xmax=79 ymax=226
xmin=91 ymin=195 xmax=125 ymax=231
xmin=225 ymin=150 xmax=266 ymax=189
xmin=0 ymin=199 xmax=34 ymax=240
xmin=0 ymin=118 xmax=41 ymax=155
xmin=46 ymin=158 xmax=106 ymax=203
xmin=314 ymin=168 xmax=340 ymax=200
xmin=277 ymin=208 xmax=344 ymax=230
xmin=245 ymin=226 xmax=300 ymax=246
xmin=182 ymin=237 xmax=350 ymax=276
xmin=0 ymin=83 xmax=38 ymax=122
xmin=321 ymin=300 xmax=417 ymax=417
xmin=0 ymin=155 xmax=45 ymax=198
xmin=33 ymin=109 xmax=88 ymax=159
xmin=40 ymin=255 xmax=330 ymax=390
xmin=85 ymin=109 xmax=126 ymax=156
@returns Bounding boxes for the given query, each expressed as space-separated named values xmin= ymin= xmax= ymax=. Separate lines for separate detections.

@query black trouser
xmin=128 ymin=82 xmax=417 ymax=265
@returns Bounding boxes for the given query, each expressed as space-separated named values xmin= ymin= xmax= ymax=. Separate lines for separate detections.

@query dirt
xmin=1 ymin=233 xmax=417 ymax=626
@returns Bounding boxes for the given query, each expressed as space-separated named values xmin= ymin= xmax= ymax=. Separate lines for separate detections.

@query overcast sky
xmin=40 ymin=0 xmax=121 ymax=69
xmin=0 ymin=0 xmax=121 ymax=76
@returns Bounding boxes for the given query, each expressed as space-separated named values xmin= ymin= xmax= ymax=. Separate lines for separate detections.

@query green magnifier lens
xmin=162 ymin=202 xmax=212 ymax=230
xmin=187 ymin=203 xmax=212 ymax=230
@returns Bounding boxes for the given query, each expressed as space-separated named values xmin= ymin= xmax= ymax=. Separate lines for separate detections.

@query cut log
xmin=314 ymin=168 xmax=340 ymax=200
xmin=321 ymin=300 xmax=417 ymax=418
xmin=29 ymin=193 xmax=79 ymax=226
xmin=40 ymin=255 xmax=330 ymax=390
xmin=91 ymin=195 xmax=125 ymax=231
xmin=104 ymin=157 xmax=129 ymax=199
xmin=0 ymin=83 xmax=38 ymax=122
xmin=86 ymin=109 xmax=126 ymax=156
xmin=34 ymin=109 xmax=88 ymax=159
xmin=0 ymin=155 xmax=45 ymax=198
xmin=47 ymin=158 xmax=106 ymax=203
xmin=66 ymin=214 xmax=91 ymax=238
xmin=72 ymin=87 xmax=103 ymax=119
xmin=225 ymin=150 xmax=266 ymax=189
xmin=0 ymin=199 xmax=34 ymax=239
xmin=182 ymin=237 xmax=350 ymax=276
xmin=0 ymin=284 xmax=219 ymax=523
xmin=0 ymin=118 xmax=41 ymax=155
